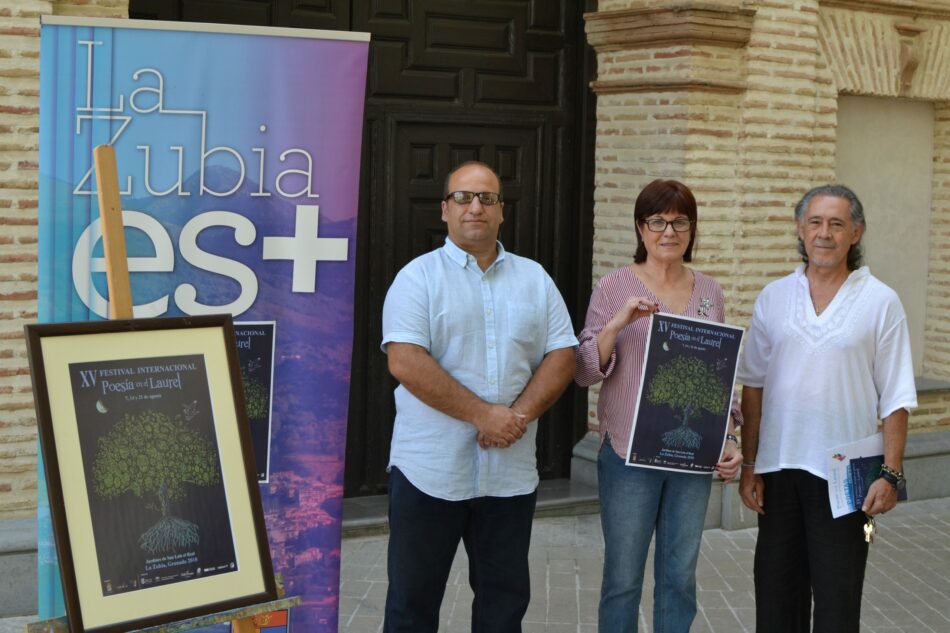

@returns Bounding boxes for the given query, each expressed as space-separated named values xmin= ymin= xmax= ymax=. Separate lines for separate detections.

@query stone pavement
xmin=338 ymin=496 xmax=950 ymax=633
xmin=2 ymin=496 xmax=947 ymax=633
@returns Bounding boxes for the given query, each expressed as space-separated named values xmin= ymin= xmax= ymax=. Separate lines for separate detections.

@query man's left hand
xmin=477 ymin=431 xmax=511 ymax=449
xmin=862 ymin=478 xmax=898 ymax=516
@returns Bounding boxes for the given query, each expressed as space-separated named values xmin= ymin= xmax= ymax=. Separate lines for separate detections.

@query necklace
xmin=810 ymin=288 xmax=836 ymax=316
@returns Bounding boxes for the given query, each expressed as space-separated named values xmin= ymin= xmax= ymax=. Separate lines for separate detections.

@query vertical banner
xmin=38 ymin=16 xmax=369 ymax=631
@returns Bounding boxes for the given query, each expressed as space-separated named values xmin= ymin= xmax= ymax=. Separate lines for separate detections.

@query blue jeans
xmin=383 ymin=467 xmax=537 ymax=633
xmin=598 ymin=441 xmax=712 ymax=633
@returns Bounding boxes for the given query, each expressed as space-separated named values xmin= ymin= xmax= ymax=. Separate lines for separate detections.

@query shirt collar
xmin=442 ymin=237 xmax=507 ymax=269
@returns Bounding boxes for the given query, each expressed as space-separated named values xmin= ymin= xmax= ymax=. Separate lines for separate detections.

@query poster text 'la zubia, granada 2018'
xmin=37 ymin=16 xmax=369 ymax=631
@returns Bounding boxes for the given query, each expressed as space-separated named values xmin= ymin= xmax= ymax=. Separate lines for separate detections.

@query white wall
xmin=836 ymin=96 xmax=934 ymax=377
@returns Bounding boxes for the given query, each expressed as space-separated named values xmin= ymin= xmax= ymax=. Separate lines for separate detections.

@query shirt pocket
xmin=507 ymin=302 xmax=540 ymax=344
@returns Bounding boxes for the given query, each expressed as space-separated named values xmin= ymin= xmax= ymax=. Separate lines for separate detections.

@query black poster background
xmin=627 ymin=314 xmax=744 ymax=473
xmin=233 ymin=322 xmax=276 ymax=482
xmin=70 ymin=354 xmax=238 ymax=596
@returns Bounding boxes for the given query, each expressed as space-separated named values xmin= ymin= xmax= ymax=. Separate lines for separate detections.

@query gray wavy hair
xmin=794 ymin=184 xmax=866 ymax=271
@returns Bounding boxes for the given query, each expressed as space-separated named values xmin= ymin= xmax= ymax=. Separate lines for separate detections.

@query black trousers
xmin=383 ymin=467 xmax=537 ymax=633
xmin=754 ymin=469 xmax=869 ymax=633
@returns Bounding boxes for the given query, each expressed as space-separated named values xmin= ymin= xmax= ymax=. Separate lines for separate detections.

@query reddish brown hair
xmin=633 ymin=179 xmax=698 ymax=263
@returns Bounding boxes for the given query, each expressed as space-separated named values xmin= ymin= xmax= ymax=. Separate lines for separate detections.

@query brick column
xmin=0 ymin=0 xmax=127 ymax=518
xmin=926 ymin=103 xmax=950 ymax=382
xmin=582 ymin=0 xmax=755 ymax=433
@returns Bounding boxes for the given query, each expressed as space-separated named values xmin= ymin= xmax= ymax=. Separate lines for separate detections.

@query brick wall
xmin=0 ymin=0 xmax=127 ymax=519
xmin=928 ymin=103 xmax=950 ymax=382
xmin=584 ymin=0 xmax=950 ymax=436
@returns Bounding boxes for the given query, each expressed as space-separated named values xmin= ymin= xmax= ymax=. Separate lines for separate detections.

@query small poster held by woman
xmin=626 ymin=313 xmax=744 ymax=473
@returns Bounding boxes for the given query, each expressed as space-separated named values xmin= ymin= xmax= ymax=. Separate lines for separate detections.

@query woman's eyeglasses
xmin=643 ymin=218 xmax=692 ymax=232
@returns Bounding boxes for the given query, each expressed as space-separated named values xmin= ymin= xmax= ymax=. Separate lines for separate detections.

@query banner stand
xmin=28 ymin=145 xmax=299 ymax=633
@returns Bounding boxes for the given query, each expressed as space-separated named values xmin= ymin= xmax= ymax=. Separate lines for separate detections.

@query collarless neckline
xmin=797 ymin=265 xmax=866 ymax=320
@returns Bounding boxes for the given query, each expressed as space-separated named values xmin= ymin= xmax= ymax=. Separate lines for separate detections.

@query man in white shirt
xmin=737 ymin=184 xmax=917 ymax=633
xmin=381 ymin=161 xmax=577 ymax=633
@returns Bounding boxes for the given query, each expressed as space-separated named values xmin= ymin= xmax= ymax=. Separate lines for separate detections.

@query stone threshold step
xmin=342 ymin=478 xmax=599 ymax=538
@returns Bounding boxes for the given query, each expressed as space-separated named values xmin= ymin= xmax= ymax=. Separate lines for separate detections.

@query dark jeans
xmin=754 ymin=469 xmax=869 ymax=633
xmin=383 ymin=466 xmax=537 ymax=633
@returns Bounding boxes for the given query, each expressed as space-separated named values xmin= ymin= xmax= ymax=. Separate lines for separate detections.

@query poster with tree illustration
xmin=626 ymin=313 xmax=744 ymax=473
xmin=234 ymin=322 xmax=277 ymax=482
xmin=69 ymin=354 xmax=238 ymax=596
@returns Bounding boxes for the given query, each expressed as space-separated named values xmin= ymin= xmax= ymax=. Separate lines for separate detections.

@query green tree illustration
xmin=646 ymin=356 xmax=727 ymax=450
xmin=241 ymin=368 xmax=269 ymax=420
xmin=91 ymin=410 xmax=220 ymax=555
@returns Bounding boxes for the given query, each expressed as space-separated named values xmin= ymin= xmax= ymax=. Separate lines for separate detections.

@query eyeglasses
xmin=444 ymin=191 xmax=503 ymax=206
xmin=643 ymin=218 xmax=693 ymax=232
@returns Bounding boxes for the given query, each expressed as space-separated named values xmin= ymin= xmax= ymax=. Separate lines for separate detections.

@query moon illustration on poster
xmin=95 ymin=400 xmax=108 ymax=414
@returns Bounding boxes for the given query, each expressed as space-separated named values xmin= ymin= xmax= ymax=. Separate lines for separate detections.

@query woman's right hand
xmin=607 ymin=296 xmax=659 ymax=331
xmin=595 ymin=296 xmax=659 ymax=372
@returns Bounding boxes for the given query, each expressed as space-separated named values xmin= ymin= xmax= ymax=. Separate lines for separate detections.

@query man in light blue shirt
xmin=381 ymin=161 xmax=577 ymax=633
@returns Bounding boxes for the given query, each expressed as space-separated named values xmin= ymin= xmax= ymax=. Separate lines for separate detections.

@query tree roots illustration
xmin=139 ymin=516 xmax=200 ymax=554
xmin=662 ymin=424 xmax=703 ymax=450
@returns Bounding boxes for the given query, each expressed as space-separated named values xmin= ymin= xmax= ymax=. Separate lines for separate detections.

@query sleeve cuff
xmin=381 ymin=332 xmax=430 ymax=353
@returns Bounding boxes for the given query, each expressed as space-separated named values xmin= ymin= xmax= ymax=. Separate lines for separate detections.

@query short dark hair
xmin=633 ymin=179 xmax=698 ymax=263
xmin=443 ymin=161 xmax=503 ymax=198
xmin=794 ymin=184 xmax=866 ymax=271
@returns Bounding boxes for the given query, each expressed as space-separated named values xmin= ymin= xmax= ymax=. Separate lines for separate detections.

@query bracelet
xmin=726 ymin=433 xmax=739 ymax=445
xmin=881 ymin=464 xmax=903 ymax=478
xmin=741 ymin=462 xmax=756 ymax=469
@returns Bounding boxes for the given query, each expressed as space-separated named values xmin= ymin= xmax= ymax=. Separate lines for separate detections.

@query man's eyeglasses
xmin=643 ymin=218 xmax=693 ymax=232
xmin=444 ymin=191 xmax=503 ymax=206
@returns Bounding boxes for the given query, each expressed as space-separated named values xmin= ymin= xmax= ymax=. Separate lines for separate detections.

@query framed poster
xmin=25 ymin=314 xmax=277 ymax=633
xmin=626 ymin=313 xmax=744 ymax=473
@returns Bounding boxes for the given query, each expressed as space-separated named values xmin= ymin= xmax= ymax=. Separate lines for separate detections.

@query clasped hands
xmin=475 ymin=403 xmax=527 ymax=449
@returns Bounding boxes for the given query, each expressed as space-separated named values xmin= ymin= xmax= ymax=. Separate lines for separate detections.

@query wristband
xmin=726 ymin=433 xmax=739 ymax=445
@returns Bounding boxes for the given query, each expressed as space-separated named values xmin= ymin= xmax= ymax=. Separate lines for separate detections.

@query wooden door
xmin=128 ymin=0 xmax=595 ymax=497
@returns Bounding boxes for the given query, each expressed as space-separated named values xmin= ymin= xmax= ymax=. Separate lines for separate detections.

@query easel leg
xmin=231 ymin=616 xmax=258 ymax=633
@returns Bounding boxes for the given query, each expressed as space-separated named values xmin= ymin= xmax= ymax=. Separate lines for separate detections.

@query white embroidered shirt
xmin=737 ymin=265 xmax=917 ymax=479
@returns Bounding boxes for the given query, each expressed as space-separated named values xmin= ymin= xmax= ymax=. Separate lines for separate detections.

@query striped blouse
xmin=575 ymin=266 xmax=742 ymax=460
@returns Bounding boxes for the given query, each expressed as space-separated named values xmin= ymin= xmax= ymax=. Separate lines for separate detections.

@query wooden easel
xmin=26 ymin=145 xmax=299 ymax=633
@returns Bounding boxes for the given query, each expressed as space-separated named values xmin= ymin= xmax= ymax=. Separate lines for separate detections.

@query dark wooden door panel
xmin=181 ymin=0 xmax=275 ymax=25
xmin=390 ymin=121 xmax=540 ymax=263
xmin=357 ymin=1 xmax=570 ymax=110
xmin=276 ymin=0 xmax=351 ymax=30
xmin=126 ymin=0 xmax=594 ymax=497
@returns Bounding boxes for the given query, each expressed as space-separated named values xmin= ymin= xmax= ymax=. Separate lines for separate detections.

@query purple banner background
xmin=38 ymin=19 xmax=368 ymax=631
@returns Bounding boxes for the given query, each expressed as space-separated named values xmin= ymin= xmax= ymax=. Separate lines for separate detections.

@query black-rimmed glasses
xmin=444 ymin=191 xmax=503 ymax=206
xmin=643 ymin=218 xmax=693 ymax=232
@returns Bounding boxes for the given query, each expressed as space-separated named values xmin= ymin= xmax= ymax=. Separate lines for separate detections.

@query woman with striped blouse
xmin=576 ymin=179 xmax=742 ymax=633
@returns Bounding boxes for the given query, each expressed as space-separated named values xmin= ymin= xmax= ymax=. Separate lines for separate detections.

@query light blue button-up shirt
xmin=382 ymin=238 xmax=578 ymax=500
